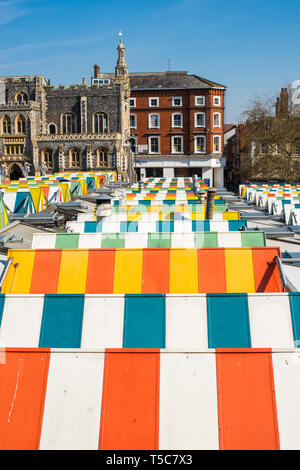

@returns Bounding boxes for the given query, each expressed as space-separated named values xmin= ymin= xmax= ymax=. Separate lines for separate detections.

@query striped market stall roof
xmin=31 ymin=231 xmax=267 ymax=250
xmin=66 ymin=219 xmax=247 ymax=233
xmin=1 ymin=348 xmax=300 ymax=449
xmin=1 ymin=247 xmax=284 ymax=295
xmin=0 ymin=293 xmax=299 ymax=349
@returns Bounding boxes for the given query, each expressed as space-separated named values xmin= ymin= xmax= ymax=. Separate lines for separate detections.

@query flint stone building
xmin=0 ymin=38 xmax=132 ymax=181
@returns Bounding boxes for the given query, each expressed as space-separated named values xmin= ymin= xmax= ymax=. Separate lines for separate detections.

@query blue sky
xmin=0 ymin=0 xmax=299 ymax=122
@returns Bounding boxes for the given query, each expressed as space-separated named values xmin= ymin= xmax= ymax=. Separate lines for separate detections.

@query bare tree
xmin=240 ymin=86 xmax=300 ymax=183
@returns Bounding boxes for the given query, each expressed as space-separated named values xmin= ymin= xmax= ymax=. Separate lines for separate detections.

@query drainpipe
xmin=205 ymin=189 xmax=216 ymax=220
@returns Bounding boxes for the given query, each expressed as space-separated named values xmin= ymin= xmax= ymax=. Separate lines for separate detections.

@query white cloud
xmin=0 ymin=0 xmax=27 ymax=25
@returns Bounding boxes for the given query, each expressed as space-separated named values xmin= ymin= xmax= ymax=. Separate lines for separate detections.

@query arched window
xmin=94 ymin=113 xmax=108 ymax=133
xmin=41 ymin=148 xmax=54 ymax=169
xmin=61 ymin=113 xmax=76 ymax=134
xmin=15 ymin=92 xmax=28 ymax=104
xmin=96 ymin=148 xmax=109 ymax=167
xmin=2 ymin=115 xmax=11 ymax=134
xmin=69 ymin=148 xmax=81 ymax=168
xmin=49 ymin=124 xmax=56 ymax=135
xmin=16 ymin=115 xmax=26 ymax=134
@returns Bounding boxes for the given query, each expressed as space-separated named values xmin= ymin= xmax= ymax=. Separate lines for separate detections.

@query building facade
xmin=0 ymin=38 xmax=132 ymax=181
xmin=92 ymin=70 xmax=227 ymax=187
xmin=225 ymin=88 xmax=300 ymax=189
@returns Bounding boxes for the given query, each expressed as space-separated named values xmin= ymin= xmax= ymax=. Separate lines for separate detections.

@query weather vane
xmin=119 ymin=31 xmax=123 ymax=39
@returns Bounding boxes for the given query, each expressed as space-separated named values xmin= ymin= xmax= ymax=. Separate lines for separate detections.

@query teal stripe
xmin=123 ymin=294 xmax=166 ymax=348
xmin=39 ymin=295 xmax=84 ymax=348
xmin=0 ymin=295 xmax=5 ymax=327
xmin=289 ymin=293 xmax=300 ymax=347
xmin=207 ymin=294 xmax=251 ymax=348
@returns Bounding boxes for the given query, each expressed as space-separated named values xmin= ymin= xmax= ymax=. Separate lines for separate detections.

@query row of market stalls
xmin=0 ymin=176 xmax=299 ymax=449
xmin=0 ymin=171 xmax=117 ymax=228
xmin=240 ymin=182 xmax=300 ymax=225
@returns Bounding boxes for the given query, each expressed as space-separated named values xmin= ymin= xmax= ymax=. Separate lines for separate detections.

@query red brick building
xmin=92 ymin=46 xmax=226 ymax=186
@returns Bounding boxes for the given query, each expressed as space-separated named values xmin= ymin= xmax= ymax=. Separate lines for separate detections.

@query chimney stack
xmin=277 ymin=88 xmax=289 ymax=117
xmin=94 ymin=64 xmax=100 ymax=79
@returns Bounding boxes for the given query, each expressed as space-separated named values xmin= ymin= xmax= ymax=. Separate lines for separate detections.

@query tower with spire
xmin=114 ymin=32 xmax=132 ymax=181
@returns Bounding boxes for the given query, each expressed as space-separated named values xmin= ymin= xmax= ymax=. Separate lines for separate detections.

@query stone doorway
xmin=9 ymin=164 xmax=24 ymax=181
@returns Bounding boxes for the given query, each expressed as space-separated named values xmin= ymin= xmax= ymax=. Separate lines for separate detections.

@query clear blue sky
xmin=0 ymin=0 xmax=299 ymax=122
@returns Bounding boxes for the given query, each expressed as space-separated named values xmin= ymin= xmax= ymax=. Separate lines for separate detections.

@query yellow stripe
xmin=57 ymin=250 xmax=89 ymax=294
xmin=191 ymin=213 xmax=205 ymax=221
xmin=225 ymin=248 xmax=255 ymax=293
xmin=223 ymin=211 xmax=240 ymax=220
xmin=113 ymin=249 xmax=143 ymax=294
xmin=170 ymin=249 xmax=198 ymax=293
xmin=127 ymin=213 xmax=142 ymax=222
xmin=2 ymin=250 xmax=35 ymax=294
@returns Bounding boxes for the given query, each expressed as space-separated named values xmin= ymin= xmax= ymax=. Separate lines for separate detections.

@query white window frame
xmin=213 ymin=112 xmax=221 ymax=128
xmin=171 ymin=135 xmax=184 ymax=154
xmin=148 ymin=136 xmax=160 ymax=154
xmin=130 ymin=98 xmax=136 ymax=108
xmin=194 ymin=135 xmax=206 ymax=154
xmin=172 ymin=96 xmax=182 ymax=107
xmin=213 ymin=135 xmax=221 ymax=153
xmin=148 ymin=113 xmax=160 ymax=129
xmin=213 ymin=96 xmax=221 ymax=106
xmin=149 ymin=97 xmax=159 ymax=107
xmin=195 ymin=96 xmax=205 ymax=106
xmin=195 ymin=112 xmax=206 ymax=128
xmin=172 ymin=113 xmax=183 ymax=128
xmin=130 ymin=114 xmax=137 ymax=129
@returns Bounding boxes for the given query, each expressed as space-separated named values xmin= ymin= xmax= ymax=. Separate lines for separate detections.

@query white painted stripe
xmin=210 ymin=221 xmax=228 ymax=232
xmin=3 ymin=193 xmax=16 ymax=213
xmin=77 ymin=213 xmax=95 ymax=222
xmin=66 ymin=222 xmax=85 ymax=233
xmin=173 ymin=220 xmax=193 ymax=233
xmin=81 ymin=296 xmax=124 ymax=348
xmin=159 ymin=352 xmax=219 ymax=450
xmin=248 ymin=295 xmax=294 ymax=348
xmin=165 ymin=296 xmax=208 ymax=349
xmin=101 ymin=222 xmax=120 ymax=233
xmin=272 ymin=352 xmax=300 ymax=450
xmin=217 ymin=232 xmax=241 ymax=247
xmin=0 ymin=296 xmax=44 ymax=347
xmin=124 ymin=233 xmax=148 ymax=248
xmin=171 ymin=233 xmax=195 ymax=248
xmin=40 ymin=352 xmax=104 ymax=450
xmin=78 ymin=234 xmax=102 ymax=249
xmin=32 ymin=234 xmax=56 ymax=249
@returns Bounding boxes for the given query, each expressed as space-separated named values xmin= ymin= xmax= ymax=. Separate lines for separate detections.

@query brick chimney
xmin=94 ymin=64 xmax=100 ymax=79
xmin=275 ymin=97 xmax=281 ymax=117
xmin=277 ymin=88 xmax=289 ymax=117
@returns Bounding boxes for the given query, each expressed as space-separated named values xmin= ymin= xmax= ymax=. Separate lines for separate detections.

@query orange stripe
xmin=142 ymin=249 xmax=170 ymax=293
xmin=99 ymin=349 xmax=160 ymax=450
xmin=85 ymin=250 xmax=116 ymax=294
xmin=0 ymin=349 xmax=50 ymax=450
xmin=198 ymin=248 xmax=227 ymax=293
xmin=30 ymin=250 xmax=62 ymax=294
xmin=252 ymin=247 xmax=283 ymax=292
xmin=216 ymin=349 xmax=280 ymax=450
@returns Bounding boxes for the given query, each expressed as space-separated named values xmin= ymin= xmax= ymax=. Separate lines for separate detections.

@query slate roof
xmin=129 ymin=72 xmax=226 ymax=90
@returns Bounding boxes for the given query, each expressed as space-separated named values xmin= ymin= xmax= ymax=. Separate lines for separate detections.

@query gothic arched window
xmin=2 ymin=115 xmax=11 ymax=134
xmin=41 ymin=148 xmax=54 ymax=169
xmin=94 ymin=113 xmax=108 ymax=133
xmin=15 ymin=92 xmax=28 ymax=104
xmin=69 ymin=148 xmax=81 ymax=168
xmin=62 ymin=113 xmax=76 ymax=134
xmin=16 ymin=115 xmax=26 ymax=134
xmin=49 ymin=124 xmax=56 ymax=135
xmin=96 ymin=148 xmax=109 ymax=167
